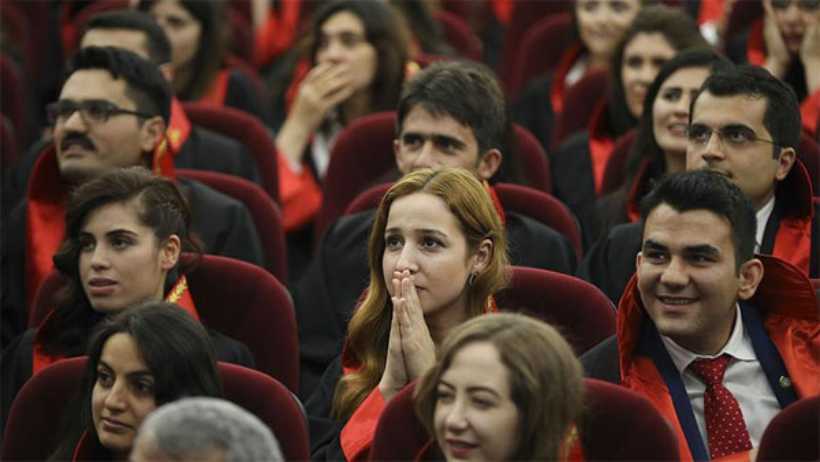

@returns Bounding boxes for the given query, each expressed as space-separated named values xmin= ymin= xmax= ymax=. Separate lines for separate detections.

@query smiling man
xmin=581 ymin=170 xmax=819 ymax=461
xmin=578 ymin=64 xmax=819 ymax=304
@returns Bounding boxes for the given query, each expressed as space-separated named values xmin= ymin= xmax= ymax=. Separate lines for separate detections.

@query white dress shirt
xmin=661 ymin=306 xmax=781 ymax=454
xmin=755 ymin=196 xmax=775 ymax=253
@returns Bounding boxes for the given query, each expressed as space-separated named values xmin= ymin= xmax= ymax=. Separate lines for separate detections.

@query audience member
xmin=581 ymin=170 xmax=819 ymax=461
xmin=306 ymin=167 xmax=509 ymax=461
xmin=47 ymin=302 xmax=225 ymax=460
xmin=579 ymin=64 xmax=819 ymax=303
xmin=139 ymin=0 xmax=271 ymax=124
xmin=726 ymin=0 xmax=820 ymax=136
xmin=1 ymin=167 xmax=254 ymax=436
xmin=81 ymin=9 xmax=261 ymax=185
xmin=131 ymin=397 xmax=283 ymax=462
xmin=512 ymin=0 xmax=642 ymax=150
xmin=590 ymin=48 xmax=730 ymax=241
xmin=1 ymin=47 xmax=264 ymax=347
xmin=415 ymin=313 xmax=584 ymax=461
xmin=294 ymin=61 xmax=577 ymax=398
xmin=274 ymin=0 xmax=409 ymax=232
xmin=551 ymin=5 xmax=707 ymax=246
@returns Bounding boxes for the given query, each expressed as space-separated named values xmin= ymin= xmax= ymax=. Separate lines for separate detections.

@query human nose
xmin=61 ymin=109 xmax=88 ymax=132
xmin=444 ymin=399 xmax=469 ymax=432
xmin=89 ymin=245 xmax=111 ymax=271
xmin=412 ymin=141 xmax=439 ymax=169
xmin=696 ymin=129 xmax=727 ymax=162
xmin=659 ymin=256 xmax=689 ymax=288
xmin=104 ymin=380 xmax=128 ymax=412
xmin=319 ymin=38 xmax=345 ymax=64
xmin=394 ymin=244 xmax=419 ymax=273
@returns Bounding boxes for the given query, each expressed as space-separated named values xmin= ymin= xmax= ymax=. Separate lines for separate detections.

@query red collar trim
xmin=253 ymin=0 xmax=302 ymax=67
xmin=166 ymin=98 xmax=192 ymax=155
xmin=550 ymin=44 xmax=584 ymax=115
xmin=485 ymin=182 xmax=507 ymax=225
xmin=200 ymin=69 xmax=230 ymax=107
xmin=746 ymin=20 xmax=767 ymax=66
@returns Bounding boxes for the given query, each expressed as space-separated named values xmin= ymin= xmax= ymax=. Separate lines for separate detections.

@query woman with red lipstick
xmin=48 ymin=302 xmax=223 ymax=461
xmin=0 ymin=168 xmax=252 ymax=439
xmin=588 ymin=49 xmax=731 ymax=242
xmin=306 ymin=168 xmax=509 ymax=461
xmin=414 ymin=313 xmax=584 ymax=462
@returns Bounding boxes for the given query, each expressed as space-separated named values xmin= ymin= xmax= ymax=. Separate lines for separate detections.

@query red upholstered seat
xmin=432 ymin=10 xmax=482 ymax=61
xmin=2 ymin=358 xmax=309 ymax=461
xmin=177 ymin=169 xmax=287 ymax=282
xmin=182 ymin=102 xmax=279 ymax=203
xmin=497 ymin=266 xmax=615 ymax=354
xmin=552 ymin=69 xmax=610 ymax=150
xmin=28 ymin=254 xmax=299 ymax=392
xmin=513 ymin=124 xmax=552 ymax=193
xmin=370 ymin=378 xmax=678 ymax=461
xmin=504 ymin=12 xmax=575 ymax=99
xmin=797 ymin=134 xmax=819 ymax=196
xmin=757 ymin=396 xmax=820 ymax=461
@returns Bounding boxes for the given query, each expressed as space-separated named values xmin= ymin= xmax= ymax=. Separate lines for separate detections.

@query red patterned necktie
xmin=689 ymin=354 xmax=753 ymax=459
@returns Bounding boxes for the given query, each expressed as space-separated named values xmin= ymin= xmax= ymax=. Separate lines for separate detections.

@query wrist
xmin=764 ymin=57 xmax=788 ymax=78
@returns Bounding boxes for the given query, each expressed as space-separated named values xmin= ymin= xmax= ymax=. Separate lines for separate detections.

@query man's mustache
xmin=60 ymin=132 xmax=96 ymax=151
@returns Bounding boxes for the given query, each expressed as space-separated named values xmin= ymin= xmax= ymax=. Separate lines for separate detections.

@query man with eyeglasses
xmin=578 ymin=64 xmax=818 ymax=304
xmin=726 ymin=0 xmax=820 ymax=137
xmin=0 ymin=47 xmax=264 ymax=348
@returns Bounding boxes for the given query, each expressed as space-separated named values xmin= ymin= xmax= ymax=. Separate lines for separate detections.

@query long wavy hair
xmin=415 ymin=313 xmax=584 ymax=461
xmin=332 ymin=168 xmax=509 ymax=420
xmin=37 ymin=167 xmax=200 ymax=357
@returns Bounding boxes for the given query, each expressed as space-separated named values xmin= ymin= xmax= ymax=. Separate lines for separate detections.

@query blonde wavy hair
xmin=415 ymin=313 xmax=584 ymax=461
xmin=332 ymin=168 xmax=509 ymax=420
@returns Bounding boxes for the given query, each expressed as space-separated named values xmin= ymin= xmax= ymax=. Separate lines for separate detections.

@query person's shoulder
xmin=179 ymin=177 xmax=243 ymax=209
xmin=556 ymin=130 xmax=591 ymax=156
xmin=579 ymin=335 xmax=620 ymax=383
xmin=189 ymin=124 xmax=243 ymax=152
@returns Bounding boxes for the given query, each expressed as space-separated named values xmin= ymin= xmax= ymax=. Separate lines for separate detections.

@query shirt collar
xmin=661 ymin=304 xmax=757 ymax=374
xmin=755 ymin=196 xmax=775 ymax=252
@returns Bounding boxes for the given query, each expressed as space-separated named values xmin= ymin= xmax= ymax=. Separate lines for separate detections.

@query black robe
xmin=1 ymin=178 xmax=264 ymax=348
xmin=293 ymin=208 xmax=578 ymax=399
xmin=174 ymin=125 xmax=261 ymax=185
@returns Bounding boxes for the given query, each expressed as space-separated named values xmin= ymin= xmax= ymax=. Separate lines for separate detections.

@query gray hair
xmin=135 ymin=397 xmax=283 ymax=461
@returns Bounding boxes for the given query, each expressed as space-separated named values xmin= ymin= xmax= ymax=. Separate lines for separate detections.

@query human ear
xmin=774 ymin=147 xmax=796 ymax=181
xmin=159 ymin=235 xmax=181 ymax=271
xmin=139 ymin=116 xmax=167 ymax=153
xmin=476 ymin=149 xmax=502 ymax=181
xmin=470 ymin=238 xmax=494 ymax=275
xmin=736 ymin=257 xmax=764 ymax=300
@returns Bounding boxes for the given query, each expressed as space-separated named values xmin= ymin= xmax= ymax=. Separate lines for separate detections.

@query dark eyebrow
xmin=418 ymin=229 xmax=449 ymax=239
xmin=431 ymin=134 xmax=466 ymax=149
xmin=439 ymin=379 xmax=501 ymax=398
xmin=642 ymin=239 xmax=667 ymax=252
xmin=105 ymin=229 xmax=139 ymax=238
xmin=98 ymin=360 xmax=152 ymax=378
xmin=683 ymin=244 xmax=720 ymax=256
xmin=721 ymin=123 xmax=755 ymax=132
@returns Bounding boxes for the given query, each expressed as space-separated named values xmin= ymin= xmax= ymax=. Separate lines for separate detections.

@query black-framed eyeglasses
xmin=46 ymin=100 xmax=155 ymax=125
xmin=687 ymin=124 xmax=779 ymax=150
xmin=770 ymin=0 xmax=820 ymax=11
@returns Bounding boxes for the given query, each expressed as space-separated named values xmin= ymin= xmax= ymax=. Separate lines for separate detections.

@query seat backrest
xmin=345 ymin=183 xmax=392 ymax=216
xmin=432 ymin=10 xmax=482 ymax=61
xmin=496 ymin=267 xmax=615 ymax=354
xmin=757 ymin=396 xmax=820 ymax=461
xmin=2 ymin=358 xmax=308 ymax=461
xmin=370 ymin=378 xmax=678 ymax=461
xmin=798 ymin=134 xmax=819 ymax=195
xmin=494 ymin=183 xmax=581 ymax=257
xmin=182 ymin=102 xmax=279 ymax=203
xmin=512 ymin=124 xmax=552 ymax=193
xmin=28 ymin=254 xmax=299 ymax=392
xmin=580 ymin=378 xmax=679 ymax=460
xmin=177 ymin=169 xmax=287 ymax=282
xmin=504 ymin=12 xmax=575 ymax=98
xmin=552 ymin=70 xmax=610 ymax=150
xmin=600 ymin=129 xmax=638 ymax=196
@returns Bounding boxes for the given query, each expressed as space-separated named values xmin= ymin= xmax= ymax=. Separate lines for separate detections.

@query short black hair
xmin=64 ymin=46 xmax=171 ymax=123
xmin=690 ymin=65 xmax=801 ymax=155
xmin=640 ymin=170 xmax=757 ymax=268
xmin=397 ymin=60 xmax=507 ymax=156
xmin=84 ymin=10 xmax=172 ymax=65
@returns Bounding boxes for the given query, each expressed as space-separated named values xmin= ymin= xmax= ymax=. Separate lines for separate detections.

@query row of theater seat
xmin=5 ymin=355 xmax=818 ymax=461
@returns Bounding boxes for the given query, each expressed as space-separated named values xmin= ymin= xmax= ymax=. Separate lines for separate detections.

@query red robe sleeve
xmin=277 ymin=151 xmax=322 ymax=231
xmin=339 ymin=387 xmax=386 ymax=461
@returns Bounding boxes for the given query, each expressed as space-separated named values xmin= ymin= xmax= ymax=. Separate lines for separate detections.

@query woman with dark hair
xmin=306 ymin=168 xmax=509 ymax=461
xmin=588 ymin=48 xmax=731 ymax=241
xmin=549 ymin=5 xmax=708 ymax=246
xmin=139 ymin=0 xmax=271 ymax=124
xmin=48 ymin=302 xmax=223 ymax=460
xmin=274 ymin=0 xmax=409 ymax=233
xmin=1 ymin=167 xmax=252 ymax=436
xmin=415 ymin=313 xmax=584 ymax=461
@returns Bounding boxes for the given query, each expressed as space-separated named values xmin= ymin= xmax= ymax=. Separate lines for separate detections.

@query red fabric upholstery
xmin=177 ymin=169 xmax=287 ymax=282
xmin=182 ymin=102 xmax=279 ymax=203
xmin=513 ymin=124 xmax=552 ymax=193
xmin=369 ymin=378 xmax=678 ymax=461
xmin=61 ymin=0 xmax=130 ymax=56
xmin=2 ymin=358 xmax=309 ymax=461
xmin=432 ymin=10 xmax=482 ymax=61
xmin=552 ymin=69 xmax=610 ymax=150
xmin=496 ymin=266 xmax=615 ymax=354
xmin=580 ymin=378 xmax=680 ymax=460
xmin=28 ymin=254 xmax=299 ymax=392
xmin=345 ymin=183 xmax=579 ymax=256
xmin=757 ymin=396 xmax=820 ymax=461
xmin=600 ymin=130 xmax=638 ymax=196
xmin=797 ymin=134 xmax=819 ymax=196
xmin=504 ymin=12 xmax=575 ymax=98
xmin=811 ymin=278 xmax=820 ymax=290
xmin=495 ymin=183 xmax=581 ymax=258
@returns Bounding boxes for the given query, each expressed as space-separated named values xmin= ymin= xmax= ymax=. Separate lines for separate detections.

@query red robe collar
xmin=253 ymin=0 xmax=302 ymax=68
xmin=550 ymin=44 xmax=584 ymax=115
xmin=770 ymin=160 xmax=814 ymax=274
xmin=32 ymin=276 xmax=199 ymax=375
xmin=167 ymin=98 xmax=192 ymax=155
xmin=746 ymin=20 xmax=767 ymax=66
xmin=200 ymin=69 xmax=230 ymax=107
xmin=25 ymin=141 xmax=177 ymax=308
